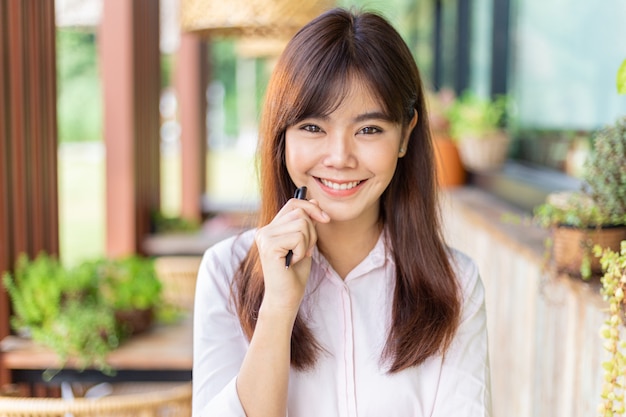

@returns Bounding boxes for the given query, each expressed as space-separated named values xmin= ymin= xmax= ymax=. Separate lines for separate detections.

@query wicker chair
xmin=0 ymin=382 xmax=192 ymax=417
xmin=154 ymin=256 xmax=202 ymax=311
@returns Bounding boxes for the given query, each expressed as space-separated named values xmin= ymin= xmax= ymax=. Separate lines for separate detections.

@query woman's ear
xmin=399 ymin=110 xmax=418 ymax=158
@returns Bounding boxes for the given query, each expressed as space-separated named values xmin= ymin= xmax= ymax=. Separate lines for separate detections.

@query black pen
xmin=285 ymin=186 xmax=308 ymax=268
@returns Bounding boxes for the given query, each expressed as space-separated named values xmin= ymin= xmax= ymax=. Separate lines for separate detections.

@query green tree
xmin=56 ymin=29 xmax=102 ymax=143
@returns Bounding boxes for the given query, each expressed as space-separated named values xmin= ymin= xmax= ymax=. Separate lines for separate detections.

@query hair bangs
xmin=280 ymin=49 xmax=356 ymax=127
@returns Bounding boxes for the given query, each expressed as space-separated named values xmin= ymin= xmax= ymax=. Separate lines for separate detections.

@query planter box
xmin=552 ymin=225 xmax=626 ymax=277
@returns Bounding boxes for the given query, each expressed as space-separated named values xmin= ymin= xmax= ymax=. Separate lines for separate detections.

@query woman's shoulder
xmin=200 ymin=229 xmax=256 ymax=278
xmin=206 ymin=228 xmax=256 ymax=255
xmin=447 ymin=248 xmax=477 ymax=275
xmin=447 ymin=247 xmax=482 ymax=300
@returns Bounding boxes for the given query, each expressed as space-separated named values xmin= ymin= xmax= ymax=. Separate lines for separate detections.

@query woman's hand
xmin=255 ymin=197 xmax=330 ymax=314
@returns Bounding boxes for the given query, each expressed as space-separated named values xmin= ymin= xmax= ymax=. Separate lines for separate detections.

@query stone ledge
xmin=441 ymin=186 xmax=605 ymax=416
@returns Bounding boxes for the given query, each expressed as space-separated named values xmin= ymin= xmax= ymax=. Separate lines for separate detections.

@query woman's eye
xmin=301 ymin=124 xmax=322 ymax=133
xmin=359 ymin=126 xmax=382 ymax=135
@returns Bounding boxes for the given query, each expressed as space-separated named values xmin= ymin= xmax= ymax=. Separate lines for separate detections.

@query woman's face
xmin=285 ymin=78 xmax=416 ymax=226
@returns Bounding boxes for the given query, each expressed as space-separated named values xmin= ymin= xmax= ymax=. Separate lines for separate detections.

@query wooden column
xmin=176 ymin=34 xmax=208 ymax=222
xmin=100 ymin=0 xmax=161 ymax=257
xmin=0 ymin=0 xmax=59 ymax=386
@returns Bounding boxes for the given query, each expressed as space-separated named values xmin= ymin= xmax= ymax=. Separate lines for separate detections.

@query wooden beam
xmin=176 ymin=34 xmax=209 ymax=222
xmin=100 ymin=0 xmax=161 ymax=257
xmin=0 ymin=0 xmax=59 ymax=388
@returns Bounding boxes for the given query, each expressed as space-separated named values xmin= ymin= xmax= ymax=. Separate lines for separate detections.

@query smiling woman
xmin=192 ymin=8 xmax=492 ymax=417
xmin=284 ymin=82 xmax=416 ymax=229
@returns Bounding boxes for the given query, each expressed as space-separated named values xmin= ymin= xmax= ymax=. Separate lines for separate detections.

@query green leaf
xmin=617 ymin=59 xmax=626 ymax=95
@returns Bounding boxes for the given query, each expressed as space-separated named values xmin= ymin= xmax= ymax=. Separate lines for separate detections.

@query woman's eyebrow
xmin=354 ymin=111 xmax=392 ymax=122
xmin=298 ymin=111 xmax=391 ymax=123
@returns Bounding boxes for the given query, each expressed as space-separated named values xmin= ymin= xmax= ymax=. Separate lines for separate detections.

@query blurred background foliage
xmin=54 ymin=0 xmax=626 ymax=266
xmin=54 ymin=0 xmax=430 ymax=266
xmin=55 ymin=0 xmax=430 ymax=144
xmin=57 ymin=29 xmax=102 ymax=143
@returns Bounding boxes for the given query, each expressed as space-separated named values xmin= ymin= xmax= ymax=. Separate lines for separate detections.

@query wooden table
xmin=0 ymin=315 xmax=193 ymax=386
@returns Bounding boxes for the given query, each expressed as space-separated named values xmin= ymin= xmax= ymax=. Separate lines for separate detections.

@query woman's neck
xmin=316 ymin=218 xmax=383 ymax=279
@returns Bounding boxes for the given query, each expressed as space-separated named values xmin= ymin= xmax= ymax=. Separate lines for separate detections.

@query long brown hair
xmin=233 ymin=8 xmax=461 ymax=373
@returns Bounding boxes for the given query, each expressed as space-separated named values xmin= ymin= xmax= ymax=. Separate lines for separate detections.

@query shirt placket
xmin=339 ymin=283 xmax=358 ymax=417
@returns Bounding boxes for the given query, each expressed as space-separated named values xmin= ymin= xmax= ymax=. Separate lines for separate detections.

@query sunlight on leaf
xmin=618 ymin=59 xmax=626 ymax=95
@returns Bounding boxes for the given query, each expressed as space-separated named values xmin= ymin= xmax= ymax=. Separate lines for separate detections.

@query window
xmin=431 ymin=0 xmax=626 ymax=210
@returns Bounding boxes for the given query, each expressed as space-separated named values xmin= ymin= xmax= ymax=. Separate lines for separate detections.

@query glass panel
xmin=511 ymin=0 xmax=626 ymax=131
xmin=440 ymin=0 xmax=458 ymax=90
xmin=469 ymin=0 xmax=493 ymax=98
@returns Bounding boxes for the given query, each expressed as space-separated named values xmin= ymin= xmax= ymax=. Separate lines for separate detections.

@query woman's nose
xmin=322 ymin=131 xmax=357 ymax=168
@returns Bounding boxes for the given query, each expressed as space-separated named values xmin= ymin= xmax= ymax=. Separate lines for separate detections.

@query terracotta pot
xmin=115 ymin=308 xmax=154 ymax=335
xmin=552 ymin=225 xmax=626 ymax=277
xmin=433 ymin=135 xmax=466 ymax=187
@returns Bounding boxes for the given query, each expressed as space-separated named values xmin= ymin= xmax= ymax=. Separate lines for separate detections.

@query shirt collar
xmin=311 ymin=228 xmax=394 ymax=281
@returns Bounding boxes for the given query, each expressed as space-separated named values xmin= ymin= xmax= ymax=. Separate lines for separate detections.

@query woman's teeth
xmin=320 ymin=179 xmax=361 ymax=190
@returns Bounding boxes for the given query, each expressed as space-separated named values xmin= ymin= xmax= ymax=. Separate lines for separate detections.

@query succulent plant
xmin=583 ymin=116 xmax=626 ymax=226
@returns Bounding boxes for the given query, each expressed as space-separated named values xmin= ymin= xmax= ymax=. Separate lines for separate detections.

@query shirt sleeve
xmin=432 ymin=252 xmax=493 ymax=417
xmin=192 ymin=236 xmax=250 ymax=417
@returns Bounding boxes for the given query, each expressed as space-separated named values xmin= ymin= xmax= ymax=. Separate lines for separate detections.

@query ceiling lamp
xmin=180 ymin=0 xmax=335 ymax=39
xmin=235 ymin=36 xmax=290 ymax=58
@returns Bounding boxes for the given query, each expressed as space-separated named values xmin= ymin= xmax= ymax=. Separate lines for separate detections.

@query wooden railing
xmin=442 ymin=187 xmax=605 ymax=417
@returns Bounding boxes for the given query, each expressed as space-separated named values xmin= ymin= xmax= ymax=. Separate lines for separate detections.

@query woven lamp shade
xmin=180 ymin=0 xmax=335 ymax=38
xmin=235 ymin=36 xmax=290 ymax=58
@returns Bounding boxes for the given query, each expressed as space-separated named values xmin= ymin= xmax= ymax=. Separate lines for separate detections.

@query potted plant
xmin=447 ymin=91 xmax=510 ymax=172
xmin=533 ymin=116 xmax=626 ymax=278
xmin=35 ymin=299 xmax=120 ymax=378
xmin=2 ymin=253 xmax=93 ymax=337
xmin=2 ymin=253 xmax=119 ymax=375
xmin=2 ymin=252 xmax=164 ymax=377
xmin=96 ymin=255 xmax=163 ymax=336
xmin=596 ymin=241 xmax=626 ymax=417
xmin=533 ymin=191 xmax=624 ymax=278
xmin=426 ymin=88 xmax=466 ymax=187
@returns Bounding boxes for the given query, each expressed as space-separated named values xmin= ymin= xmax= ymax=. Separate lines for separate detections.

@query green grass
xmin=206 ymin=148 xmax=259 ymax=206
xmin=58 ymin=143 xmax=105 ymax=267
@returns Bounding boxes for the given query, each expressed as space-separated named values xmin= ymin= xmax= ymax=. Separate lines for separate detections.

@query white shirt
xmin=193 ymin=229 xmax=492 ymax=417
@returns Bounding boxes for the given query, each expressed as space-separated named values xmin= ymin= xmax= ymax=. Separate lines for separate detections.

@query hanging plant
xmin=596 ymin=241 xmax=626 ymax=416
